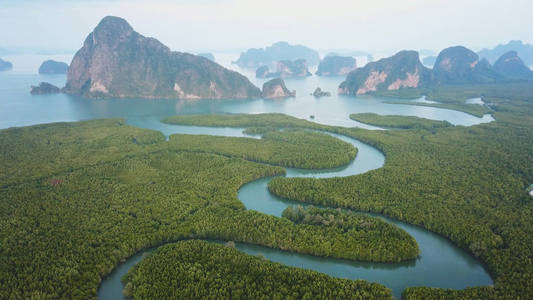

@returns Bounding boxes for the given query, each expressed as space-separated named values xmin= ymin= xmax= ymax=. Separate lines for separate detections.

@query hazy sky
xmin=1 ymin=0 xmax=532 ymax=54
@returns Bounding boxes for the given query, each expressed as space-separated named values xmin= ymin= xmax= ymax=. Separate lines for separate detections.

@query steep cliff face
xmin=493 ymin=51 xmax=532 ymax=78
xmin=64 ymin=16 xmax=260 ymax=100
xmin=234 ymin=41 xmax=320 ymax=68
xmin=261 ymin=78 xmax=296 ymax=99
xmin=338 ymin=51 xmax=432 ymax=95
xmin=433 ymin=46 xmax=501 ymax=84
xmin=316 ymin=56 xmax=357 ymax=76
xmin=38 ymin=60 xmax=69 ymax=74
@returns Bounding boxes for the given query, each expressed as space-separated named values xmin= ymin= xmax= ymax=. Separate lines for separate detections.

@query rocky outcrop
xmin=316 ymin=56 xmax=357 ymax=76
xmin=255 ymin=59 xmax=311 ymax=78
xmin=433 ymin=46 xmax=501 ymax=85
xmin=312 ymin=87 xmax=331 ymax=98
xmin=30 ymin=82 xmax=61 ymax=94
xmin=38 ymin=60 xmax=69 ymax=74
xmin=0 ymin=58 xmax=12 ymax=71
xmin=233 ymin=41 xmax=320 ymax=68
xmin=197 ymin=53 xmax=215 ymax=62
xmin=64 ymin=16 xmax=260 ymax=100
xmin=338 ymin=51 xmax=432 ymax=95
xmin=493 ymin=51 xmax=532 ymax=78
xmin=261 ymin=78 xmax=296 ymax=99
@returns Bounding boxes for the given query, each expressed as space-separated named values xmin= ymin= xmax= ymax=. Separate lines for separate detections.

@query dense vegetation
xmin=0 ymin=119 xmax=165 ymax=186
xmin=0 ymin=118 xmax=401 ymax=299
xmin=349 ymin=113 xmax=452 ymax=130
xmin=282 ymin=205 xmax=419 ymax=262
xmin=384 ymin=99 xmax=492 ymax=118
xmin=268 ymin=84 xmax=533 ymax=299
xmin=3 ymin=81 xmax=533 ymax=299
xmin=374 ymin=83 xmax=532 ymax=117
xmin=122 ymin=240 xmax=393 ymax=299
xmin=166 ymin=84 xmax=533 ymax=299
xmin=168 ymin=129 xmax=356 ymax=169
xmin=162 ymin=113 xmax=326 ymax=130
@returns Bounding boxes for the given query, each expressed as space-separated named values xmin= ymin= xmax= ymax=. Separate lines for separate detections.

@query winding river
xmin=97 ymin=127 xmax=493 ymax=300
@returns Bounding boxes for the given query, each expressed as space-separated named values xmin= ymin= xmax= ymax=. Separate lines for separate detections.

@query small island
xmin=30 ymin=82 xmax=61 ymax=94
xmin=0 ymin=58 xmax=13 ymax=71
xmin=262 ymin=78 xmax=296 ymax=99
xmin=38 ymin=60 xmax=69 ymax=74
xmin=312 ymin=87 xmax=331 ymax=98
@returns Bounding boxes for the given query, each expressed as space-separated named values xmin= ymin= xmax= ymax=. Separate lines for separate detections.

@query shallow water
xmin=0 ymin=54 xmax=493 ymax=131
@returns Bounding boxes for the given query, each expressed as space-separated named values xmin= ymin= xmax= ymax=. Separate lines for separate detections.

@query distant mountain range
xmin=478 ymin=40 xmax=533 ymax=67
xmin=233 ymin=42 xmax=320 ymax=68
xmin=339 ymin=46 xmax=532 ymax=96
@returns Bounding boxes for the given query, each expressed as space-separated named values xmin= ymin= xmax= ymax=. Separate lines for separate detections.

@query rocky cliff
xmin=39 ymin=60 xmax=69 ymax=74
xmin=338 ymin=51 xmax=432 ymax=95
xmin=0 ymin=58 xmax=12 ymax=71
xmin=316 ymin=56 xmax=357 ymax=76
xmin=433 ymin=46 xmax=501 ymax=85
xmin=234 ymin=41 xmax=320 ymax=68
xmin=262 ymin=78 xmax=295 ymax=99
xmin=493 ymin=51 xmax=532 ymax=78
xmin=64 ymin=16 xmax=260 ymax=100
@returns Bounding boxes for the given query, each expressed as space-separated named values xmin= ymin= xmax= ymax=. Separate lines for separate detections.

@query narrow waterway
xmin=98 ymin=126 xmax=492 ymax=300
